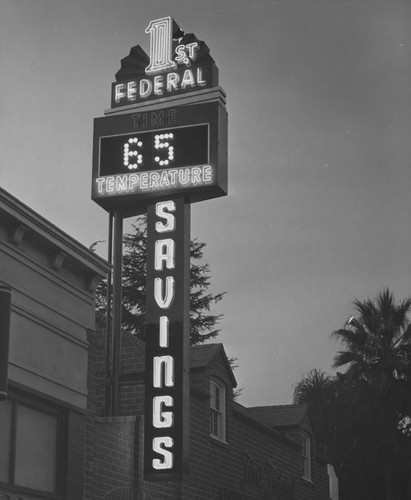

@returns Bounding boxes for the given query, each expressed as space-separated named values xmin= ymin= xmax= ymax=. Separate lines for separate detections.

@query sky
xmin=1 ymin=0 xmax=410 ymax=407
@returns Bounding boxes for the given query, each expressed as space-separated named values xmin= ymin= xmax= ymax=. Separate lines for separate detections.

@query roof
xmin=0 ymin=187 xmax=109 ymax=280
xmin=190 ymin=343 xmax=237 ymax=387
xmin=190 ymin=343 xmax=222 ymax=369
xmin=247 ymin=404 xmax=308 ymax=429
xmin=232 ymin=402 xmax=301 ymax=450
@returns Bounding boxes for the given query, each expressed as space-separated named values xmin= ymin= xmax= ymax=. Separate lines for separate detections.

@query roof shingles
xmin=247 ymin=404 xmax=308 ymax=428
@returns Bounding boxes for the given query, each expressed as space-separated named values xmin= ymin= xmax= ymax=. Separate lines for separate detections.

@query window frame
xmin=301 ymin=430 xmax=312 ymax=481
xmin=209 ymin=378 xmax=226 ymax=442
xmin=0 ymin=390 xmax=66 ymax=499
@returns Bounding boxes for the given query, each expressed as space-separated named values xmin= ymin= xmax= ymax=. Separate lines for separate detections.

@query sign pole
xmin=105 ymin=210 xmax=114 ymax=415
xmin=111 ymin=211 xmax=123 ymax=416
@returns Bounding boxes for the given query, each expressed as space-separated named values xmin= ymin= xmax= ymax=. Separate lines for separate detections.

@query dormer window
xmin=210 ymin=379 xmax=226 ymax=441
xmin=301 ymin=431 xmax=312 ymax=481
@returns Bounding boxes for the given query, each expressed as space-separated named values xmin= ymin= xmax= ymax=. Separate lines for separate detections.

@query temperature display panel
xmin=99 ymin=124 xmax=209 ymax=176
xmin=91 ymin=100 xmax=228 ymax=216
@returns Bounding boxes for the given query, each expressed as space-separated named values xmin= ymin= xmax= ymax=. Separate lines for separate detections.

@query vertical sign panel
xmin=144 ymin=198 xmax=190 ymax=481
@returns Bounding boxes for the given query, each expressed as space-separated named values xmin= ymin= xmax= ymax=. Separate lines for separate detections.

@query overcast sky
xmin=1 ymin=0 xmax=410 ymax=407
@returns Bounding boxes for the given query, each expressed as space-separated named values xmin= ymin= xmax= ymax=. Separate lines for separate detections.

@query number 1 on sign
xmin=145 ymin=17 xmax=176 ymax=74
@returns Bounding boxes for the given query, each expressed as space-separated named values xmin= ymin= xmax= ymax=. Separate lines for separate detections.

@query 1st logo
xmin=145 ymin=17 xmax=199 ymax=74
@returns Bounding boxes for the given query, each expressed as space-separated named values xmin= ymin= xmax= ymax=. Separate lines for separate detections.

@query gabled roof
xmin=247 ymin=404 xmax=308 ymax=429
xmin=190 ymin=343 xmax=237 ymax=387
xmin=233 ymin=402 xmax=301 ymax=450
xmin=190 ymin=343 xmax=222 ymax=369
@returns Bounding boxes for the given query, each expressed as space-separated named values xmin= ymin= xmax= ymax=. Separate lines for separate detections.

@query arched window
xmin=210 ymin=379 xmax=226 ymax=441
xmin=301 ymin=431 xmax=312 ymax=480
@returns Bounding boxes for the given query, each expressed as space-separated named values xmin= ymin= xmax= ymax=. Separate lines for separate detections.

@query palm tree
xmin=332 ymin=288 xmax=411 ymax=500
xmin=293 ymin=369 xmax=343 ymax=468
xmin=293 ymin=369 xmax=336 ymax=445
xmin=293 ymin=369 xmax=362 ymax=472
xmin=333 ymin=288 xmax=411 ymax=418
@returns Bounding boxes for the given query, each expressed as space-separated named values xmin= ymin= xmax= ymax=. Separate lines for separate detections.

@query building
xmin=0 ymin=188 xmax=109 ymax=500
xmin=86 ymin=330 xmax=332 ymax=500
xmin=0 ymin=188 xmax=332 ymax=500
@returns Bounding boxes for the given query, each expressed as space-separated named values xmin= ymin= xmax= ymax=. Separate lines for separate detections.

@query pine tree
xmin=95 ymin=216 xmax=225 ymax=345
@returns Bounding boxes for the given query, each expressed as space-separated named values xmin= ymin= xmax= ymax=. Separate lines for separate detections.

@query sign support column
xmin=105 ymin=211 xmax=114 ymax=415
xmin=111 ymin=211 xmax=123 ymax=416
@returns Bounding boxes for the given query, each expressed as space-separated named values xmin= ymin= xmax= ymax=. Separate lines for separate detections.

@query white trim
xmin=301 ymin=431 xmax=312 ymax=481
xmin=210 ymin=378 xmax=226 ymax=442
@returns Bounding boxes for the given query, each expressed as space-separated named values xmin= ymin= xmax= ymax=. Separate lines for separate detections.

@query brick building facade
xmin=86 ymin=329 xmax=332 ymax=500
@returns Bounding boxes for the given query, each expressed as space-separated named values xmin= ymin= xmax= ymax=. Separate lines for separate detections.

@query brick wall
xmin=85 ymin=329 xmax=142 ymax=500
xmin=84 ymin=415 xmax=140 ymax=500
xmin=91 ymin=416 xmax=138 ymax=500
xmin=119 ymin=331 xmax=145 ymax=417
xmin=85 ymin=328 xmax=331 ymax=500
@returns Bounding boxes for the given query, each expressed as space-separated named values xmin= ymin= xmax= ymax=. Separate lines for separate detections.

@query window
xmin=301 ymin=431 xmax=312 ymax=481
xmin=0 ymin=393 xmax=64 ymax=497
xmin=210 ymin=379 xmax=226 ymax=441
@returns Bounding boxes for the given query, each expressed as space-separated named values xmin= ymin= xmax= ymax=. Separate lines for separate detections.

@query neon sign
xmin=112 ymin=17 xmax=218 ymax=108
xmin=91 ymin=16 xmax=228 ymax=483
xmin=92 ymin=101 xmax=227 ymax=216
xmin=95 ymin=166 xmax=214 ymax=196
xmin=144 ymin=198 xmax=190 ymax=481
xmin=113 ymin=68 xmax=207 ymax=105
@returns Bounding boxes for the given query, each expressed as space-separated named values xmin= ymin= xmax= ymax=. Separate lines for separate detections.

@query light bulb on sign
xmin=98 ymin=123 xmax=209 ymax=177
xmin=154 ymin=132 xmax=175 ymax=167
xmin=124 ymin=137 xmax=143 ymax=170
